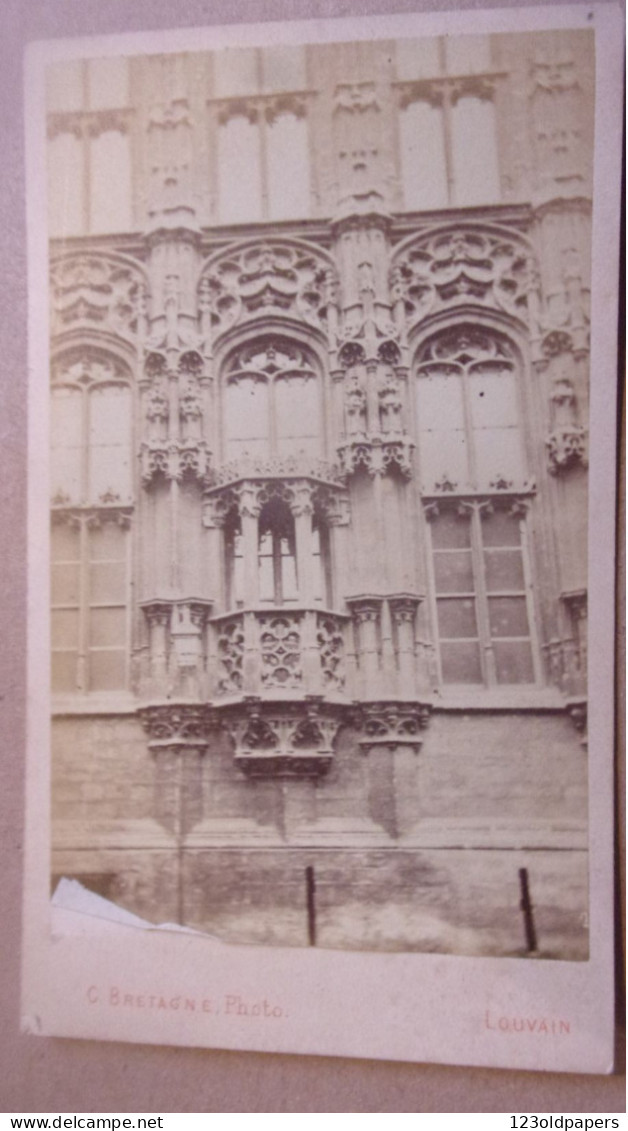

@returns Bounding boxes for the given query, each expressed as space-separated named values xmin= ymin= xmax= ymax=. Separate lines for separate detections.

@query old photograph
xmin=44 ymin=24 xmax=597 ymax=964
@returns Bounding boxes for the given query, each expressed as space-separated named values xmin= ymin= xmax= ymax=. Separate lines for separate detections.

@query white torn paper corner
xmin=51 ymin=879 xmax=214 ymax=938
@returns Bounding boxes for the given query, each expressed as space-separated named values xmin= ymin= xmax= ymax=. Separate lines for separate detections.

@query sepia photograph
xmin=22 ymin=3 xmax=622 ymax=1072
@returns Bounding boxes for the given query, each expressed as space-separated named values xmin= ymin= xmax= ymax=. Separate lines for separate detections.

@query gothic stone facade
xmin=49 ymin=30 xmax=592 ymax=957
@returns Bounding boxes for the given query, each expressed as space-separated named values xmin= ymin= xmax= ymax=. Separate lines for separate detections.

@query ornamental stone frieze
xmin=352 ymin=700 xmax=431 ymax=754
xmin=138 ymin=703 xmax=212 ymax=749
xmin=203 ymin=474 xmax=350 ymax=528
xmin=221 ymin=695 xmax=348 ymax=778
xmin=140 ymin=439 xmax=211 ymax=484
xmin=338 ymin=435 xmax=414 ymax=479
xmin=50 ymin=251 xmax=149 ymax=342
xmin=213 ymin=609 xmax=347 ymax=698
xmin=197 ymin=239 xmax=338 ymax=346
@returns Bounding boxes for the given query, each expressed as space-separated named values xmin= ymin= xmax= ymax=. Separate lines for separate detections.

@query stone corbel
xmin=221 ymin=695 xmax=346 ymax=779
xmin=546 ymin=426 xmax=588 ymax=474
xmin=352 ymin=700 xmax=431 ymax=754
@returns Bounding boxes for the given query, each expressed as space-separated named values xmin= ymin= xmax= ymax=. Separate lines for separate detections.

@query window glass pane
xmin=89 ymin=650 xmax=126 ymax=690
xmin=473 ymin=426 xmax=525 ymax=485
xmin=280 ymin=537 xmax=298 ymax=601
xmin=481 ymin=509 xmax=521 ymax=547
xmin=51 ymin=388 xmax=83 ymax=502
xmin=217 ymin=115 xmax=263 ymax=223
xmin=451 ymin=96 xmax=500 ymax=207
xmin=433 ymin=550 xmax=474 ymax=593
xmin=52 ymin=563 xmax=80 ymax=605
xmin=484 ymin=549 xmax=525 ymax=592
xmin=90 ymin=607 xmax=126 ymax=647
xmin=261 ymin=45 xmax=306 ymax=91
xmin=46 ymin=61 xmax=84 ymax=112
xmin=417 ymin=370 xmax=465 ymax=429
xmin=468 ymin=366 xmax=518 ymax=428
xmin=90 ymin=562 xmax=126 ymax=603
xmin=90 ymin=131 xmax=133 ymax=232
xmin=488 ymin=596 xmax=529 ymax=638
xmin=444 ymin=34 xmax=492 ymax=75
xmin=395 ymin=37 xmax=441 ymax=80
xmin=52 ymin=652 xmax=79 ymax=693
xmin=52 ymin=523 xmax=80 ymax=561
xmin=214 ymin=48 xmax=258 ymax=96
xmin=90 ymin=523 xmax=126 ymax=561
xmin=225 ymin=377 xmax=269 ymax=459
xmin=400 ymin=101 xmax=448 ymax=210
xmin=48 ymin=132 xmax=85 ymax=237
xmin=440 ymin=641 xmax=482 ymax=683
xmin=258 ymin=532 xmax=274 ymax=602
xmin=52 ymin=609 xmax=79 ymax=648
xmin=88 ymin=385 xmax=132 ymax=502
xmin=494 ymin=641 xmax=534 ymax=684
xmin=275 ymin=374 xmax=319 ymax=455
xmin=87 ymin=58 xmax=129 ymax=109
xmin=430 ymin=511 xmax=471 ymax=550
xmin=267 ymin=113 xmax=311 ymax=220
xmin=437 ymin=597 xmax=478 ymax=638
xmin=416 ymin=371 xmax=469 ymax=486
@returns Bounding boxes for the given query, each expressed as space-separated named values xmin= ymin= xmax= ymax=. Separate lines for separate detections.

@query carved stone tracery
xmin=391 ymin=225 xmax=536 ymax=330
xmin=197 ymin=241 xmax=337 ymax=341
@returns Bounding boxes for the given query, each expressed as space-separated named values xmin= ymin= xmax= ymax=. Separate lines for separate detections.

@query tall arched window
xmin=415 ymin=326 xmax=525 ymax=493
xmin=415 ymin=327 xmax=537 ymax=688
xmin=224 ymin=337 xmax=321 ymax=463
xmin=51 ymin=353 xmax=133 ymax=694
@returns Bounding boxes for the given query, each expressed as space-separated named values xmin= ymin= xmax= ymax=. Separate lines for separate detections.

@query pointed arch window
xmin=224 ymin=338 xmax=321 ymax=463
xmin=415 ymin=326 xmax=526 ymax=493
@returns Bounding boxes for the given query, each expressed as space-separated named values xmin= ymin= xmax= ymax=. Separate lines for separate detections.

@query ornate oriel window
xmin=395 ymin=34 xmax=501 ymax=209
xmin=223 ymin=337 xmax=322 ymax=462
xmin=211 ymin=45 xmax=311 ymax=223
xmin=46 ymin=58 xmax=133 ymax=236
xmin=50 ymin=353 xmax=132 ymax=693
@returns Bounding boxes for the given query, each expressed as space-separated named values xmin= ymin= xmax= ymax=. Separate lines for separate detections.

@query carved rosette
xmin=222 ymin=696 xmax=347 ymax=778
xmin=353 ymin=701 xmax=431 ymax=754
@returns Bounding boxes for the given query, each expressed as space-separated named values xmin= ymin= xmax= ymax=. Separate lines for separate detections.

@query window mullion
xmin=272 ymin=530 xmax=283 ymax=605
xmin=471 ymin=505 xmax=495 ymax=685
xmin=77 ymin=518 xmax=89 ymax=693
xmin=441 ymin=83 xmax=456 ymax=206
xmin=461 ymin=365 xmax=477 ymax=489
xmin=259 ymin=103 xmax=270 ymax=219
xmin=424 ymin=518 xmax=444 ymax=686
xmin=268 ymin=377 xmax=277 ymax=455
xmin=520 ymin=512 xmax=543 ymax=685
